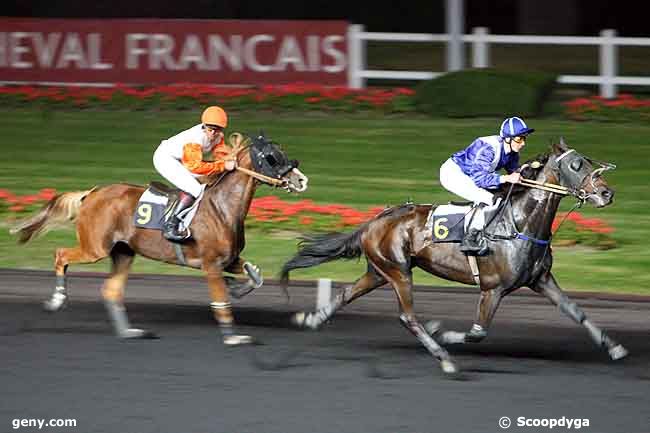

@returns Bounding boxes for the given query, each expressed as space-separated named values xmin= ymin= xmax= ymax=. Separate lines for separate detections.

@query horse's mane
xmin=197 ymin=133 xmax=251 ymax=186
xmin=492 ymin=151 xmax=552 ymax=201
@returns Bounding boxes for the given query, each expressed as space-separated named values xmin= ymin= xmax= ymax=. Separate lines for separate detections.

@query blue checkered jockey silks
xmin=499 ymin=117 xmax=535 ymax=138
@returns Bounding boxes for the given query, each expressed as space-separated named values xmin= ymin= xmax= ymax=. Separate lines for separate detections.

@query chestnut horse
xmin=12 ymin=133 xmax=308 ymax=344
xmin=281 ymin=139 xmax=627 ymax=375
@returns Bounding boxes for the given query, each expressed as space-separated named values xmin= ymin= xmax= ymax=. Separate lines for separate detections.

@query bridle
xmin=545 ymin=149 xmax=616 ymax=204
xmin=223 ymin=133 xmax=291 ymax=188
xmin=484 ymin=147 xmax=616 ymax=247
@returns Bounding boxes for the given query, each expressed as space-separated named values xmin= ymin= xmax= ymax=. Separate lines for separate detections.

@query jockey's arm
xmin=181 ymin=143 xmax=226 ymax=175
xmin=467 ymin=147 xmax=501 ymax=189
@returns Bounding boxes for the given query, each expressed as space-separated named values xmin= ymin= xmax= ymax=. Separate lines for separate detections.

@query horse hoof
xmin=120 ymin=328 xmax=158 ymax=339
xmin=424 ymin=320 xmax=442 ymax=336
xmin=291 ymin=312 xmax=320 ymax=330
xmin=609 ymin=344 xmax=629 ymax=361
xmin=291 ymin=312 xmax=306 ymax=327
xmin=43 ymin=292 xmax=68 ymax=312
xmin=441 ymin=359 xmax=459 ymax=375
xmin=223 ymin=334 xmax=254 ymax=346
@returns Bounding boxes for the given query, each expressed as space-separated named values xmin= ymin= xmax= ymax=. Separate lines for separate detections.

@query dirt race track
xmin=1 ymin=268 xmax=649 ymax=433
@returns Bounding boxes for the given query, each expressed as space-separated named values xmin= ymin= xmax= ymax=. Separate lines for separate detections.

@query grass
xmin=1 ymin=109 xmax=649 ymax=294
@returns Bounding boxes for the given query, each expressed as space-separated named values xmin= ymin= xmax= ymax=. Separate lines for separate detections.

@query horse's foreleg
xmin=426 ymin=288 xmax=503 ymax=345
xmin=45 ymin=246 xmax=106 ymax=312
xmin=102 ymin=245 xmax=154 ymax=339
xmin=292 ymin=266 xmax=386 ymax=330
xmin=204 ymin=262 xmax=253 ymax=346
xmin=533 ymin=271 xmax=628 ymax=360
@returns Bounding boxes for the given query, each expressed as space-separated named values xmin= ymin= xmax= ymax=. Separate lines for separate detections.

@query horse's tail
xmin=10 ymin=188 xmax=96 ymax=244
xmin=280 ymin=226 xmax=366 ymax=285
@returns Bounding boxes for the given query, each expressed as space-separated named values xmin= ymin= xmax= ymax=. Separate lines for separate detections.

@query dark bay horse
xmin=12 ymin=133 xmax=308 ymax=344
xmin=281 ymin=138 xmax=626 ymax=375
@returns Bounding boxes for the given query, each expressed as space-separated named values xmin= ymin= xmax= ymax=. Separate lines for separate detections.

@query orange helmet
xmin=201 ymin=106 xmax=228 ymax=128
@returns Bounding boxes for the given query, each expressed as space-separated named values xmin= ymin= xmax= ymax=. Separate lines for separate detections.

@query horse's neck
xmin=510 ymin=169 xmax=563 ymax=240
xmin=204 ymin=151 xmax=257 ymax=228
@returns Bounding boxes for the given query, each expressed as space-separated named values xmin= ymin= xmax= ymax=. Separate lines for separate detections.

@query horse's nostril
xmin=601 ymin=190 xmax=613 ymax=199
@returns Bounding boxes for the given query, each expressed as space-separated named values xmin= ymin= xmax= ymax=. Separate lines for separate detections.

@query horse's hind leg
xmin=44 ymin=246 xmax=106 ymax=312
xmin=292 ymin=265 xmax=386 ymax=330
xmin=373 ymin=260 xmax=458 ymax=375
xmin=426 ymin=288 xmax=503 ymax=345
xmin=224 ymin=257 xmax=263 ymax=298
xmin=102 ymin=243 xmax=155 ymax=339
xmin=532 ymin=271 xmax=628 ymax=360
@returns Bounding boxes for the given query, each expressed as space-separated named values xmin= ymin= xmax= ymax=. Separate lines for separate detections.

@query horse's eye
xmin=570 ymin=159 xmax=583 ymax=171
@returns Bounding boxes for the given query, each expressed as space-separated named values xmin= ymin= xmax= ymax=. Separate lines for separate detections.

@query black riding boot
xmin=460 ymin=228 xmax=488 ymax=256
xmin=460 ymin=204 xmax=489 ymax=256
xmin=163 ymin=191 xmax=195 ymax=242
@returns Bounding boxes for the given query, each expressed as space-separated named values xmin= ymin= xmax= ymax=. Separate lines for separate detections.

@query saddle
xmin=133 ymin=181 xmax=201 ymax=230
xmin=426 ymin=200 xmax=503 ymax=244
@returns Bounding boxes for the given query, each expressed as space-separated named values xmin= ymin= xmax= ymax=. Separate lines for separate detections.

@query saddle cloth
xmin=133 ymin=183 xmax=205 ymax=231
xmin=425 ymin=203 xmax=490 ymax=243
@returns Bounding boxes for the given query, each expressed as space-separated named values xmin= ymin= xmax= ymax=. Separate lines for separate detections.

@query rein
xmin=235 ymin=166 xmax=285 ymax=186
xmin=519 ymin=178 xmax=570 ymax=195
xmin=485 ymin=146 xmax=612 ymax=247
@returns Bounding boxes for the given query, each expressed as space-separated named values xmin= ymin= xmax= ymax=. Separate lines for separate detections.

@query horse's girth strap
xmin=467 ymin=256 xmax=481 ymax=286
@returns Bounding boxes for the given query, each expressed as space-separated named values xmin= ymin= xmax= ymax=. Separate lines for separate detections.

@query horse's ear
xmin=552 ymin=137 xmax=568 ymax=154
xmin=228 ymin=132 xmax=245 ymax=147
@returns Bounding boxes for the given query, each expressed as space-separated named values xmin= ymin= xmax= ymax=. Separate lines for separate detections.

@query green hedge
xmin=414 ymin=68 xmax=557 ymax=118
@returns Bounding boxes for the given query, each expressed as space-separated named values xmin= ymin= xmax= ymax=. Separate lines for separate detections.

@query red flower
xmin=299 ymin=216 xmax=315 ymax=225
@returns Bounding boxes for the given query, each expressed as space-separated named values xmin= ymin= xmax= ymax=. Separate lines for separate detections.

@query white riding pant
xmin=439 ymin=158 xmax=495 ymax=205
xmin=153 ymin=148 xmax=203 ymax=198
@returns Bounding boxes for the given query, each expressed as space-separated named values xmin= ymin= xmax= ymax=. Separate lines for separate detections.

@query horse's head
xmin=248 ymin=133 xmax=308 ymax=192
xmin=532 ymin=137 xmax=616 ymax=207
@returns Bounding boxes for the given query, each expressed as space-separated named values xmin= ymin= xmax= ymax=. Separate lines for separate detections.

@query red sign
xmin=0 ymin=18 xmax=349 ymax=86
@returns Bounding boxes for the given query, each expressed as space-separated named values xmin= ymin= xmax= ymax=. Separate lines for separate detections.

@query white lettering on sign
xmin=10 ymin=32 xmax=33 ymax=68
xmin=244 ymin=34 xmax=274 ymax=72
xmin=207 ymin=35 xmax=243 ymax=71
xmin=32 ymin=33 xmax=61 ymax=68
xmin=0 ymin=32 xmax=113 ymax=70
xmin=56 ymin=33 xmax=88 ymax=68
xmin=149 ymin=34 xmax=177 ymax=70
xmin=123 ymin=33 xmax=345 ymax=73
xmin=322 ymin=35 xmax=345 ymax=72
xmin=125 ymin=33 xmax=148 ymax=69
xmin=178 ymin=35 xmax=208 ymax=70
xmin=87 ymin=34 xmax=112 ymax=69
xmin=274 ymin=36 xmax=306 ymax=71
xmin=0 ymin=30 xmax=345 ymax=75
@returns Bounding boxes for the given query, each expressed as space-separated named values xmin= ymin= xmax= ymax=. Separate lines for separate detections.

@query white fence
xmin=347 ymin=25 xmax=650 ymax=98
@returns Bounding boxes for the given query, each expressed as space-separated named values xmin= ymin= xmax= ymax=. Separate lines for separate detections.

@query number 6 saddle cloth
xmin=133 ymin=181 xmax=204 ymax=231
xmin=425 ymin=202 xmax=486 ymax=243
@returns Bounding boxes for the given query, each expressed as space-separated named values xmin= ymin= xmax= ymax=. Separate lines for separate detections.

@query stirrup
xmin=163 ymin=221 xmax=191 ymax=242
xmin=460 ymin=230 xmax=488 ymax=256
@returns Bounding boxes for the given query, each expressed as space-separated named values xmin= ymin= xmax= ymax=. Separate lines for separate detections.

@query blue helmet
xmin=499 ymin=117 xmax=535 ymax=138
